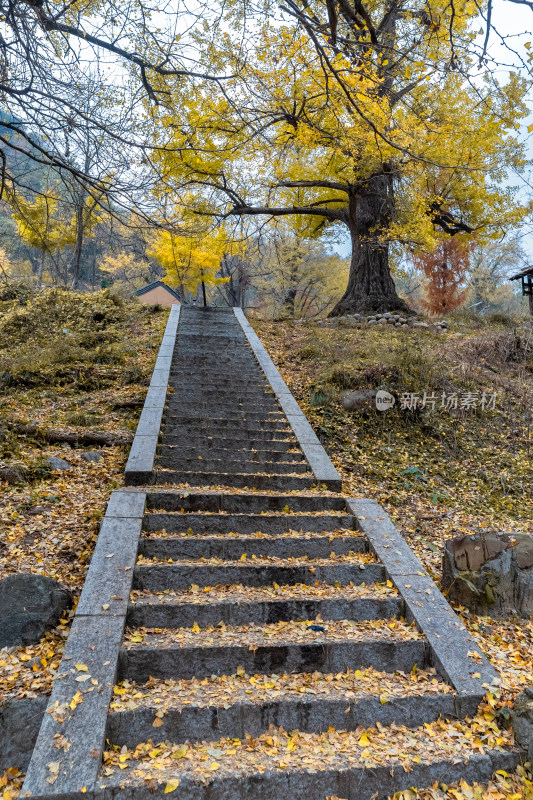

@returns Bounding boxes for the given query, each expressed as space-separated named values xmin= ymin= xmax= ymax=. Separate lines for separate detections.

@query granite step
xmin=168 ymin=376 xmax=270 ymax=387
xmin=142 ymin=512 xmax=354 ymax=534
xmin=157 ymin=447 xmax=305 ymax=462
xmin=161 ymin=416 xmax=291 ymax=429
xmin=152 ymin=472 xmax=316 ymax=491
xmin=138 ymin=531 xmax=367 ymax=559
xmin=144 ymin=492 xmax=346 ymax=513
xmin=96 ymin=745 xmax=519 ymax=800
xmin=165 ymin=403 xmax=282 ymax=414
xmin=107 ymin=675 xmax=456 ymax=746
xmin=127 ymin=586 xmax=401 ymax=627
xmin=160 ymin=437 xmax=298 ymax=452
xmin=160 ymin=427 xmax=293 ymax=441
xmin=155 ymin=459 xmax=309 ymax=475
xmin=163 ymin=411 xmax=288 ymax=421
xmin=167 ymin=387 xmax=276 ymax=397
xmin=132 ymin=560 xmax=385 ymax=591
xmin=119 ymin=625 xmax=426 ymax=681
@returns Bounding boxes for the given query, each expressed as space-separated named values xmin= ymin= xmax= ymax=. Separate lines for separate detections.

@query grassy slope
xmin=0 ymin=289 xmax=167 ymax=701
xmin=255 ymin=316 xmax=533 ymax=569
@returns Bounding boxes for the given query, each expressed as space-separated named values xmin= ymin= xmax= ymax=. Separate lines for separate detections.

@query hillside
xmin=0 ymin=288 xmax=166 ymax=703
xmin=1 ymin=300 xmax=532 ymax=800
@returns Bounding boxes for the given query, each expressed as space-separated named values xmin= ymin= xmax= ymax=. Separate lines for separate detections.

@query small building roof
xmin=509 ymin=266 xmax=533 ymax=281
xmin=135 ymin=281 xmax=181 ymax=300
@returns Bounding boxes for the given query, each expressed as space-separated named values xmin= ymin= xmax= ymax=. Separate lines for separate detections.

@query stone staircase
xmin=154 ymin=307 xmax=316 ymax=490
xmin=20 ymin=307 xmax=518 ymax=800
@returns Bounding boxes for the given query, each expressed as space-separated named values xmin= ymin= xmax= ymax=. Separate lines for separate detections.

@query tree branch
xmin=227 ymin=203 xmax=345 ymax=221
xmin=276 ymin=179 xmax=350 ymax=191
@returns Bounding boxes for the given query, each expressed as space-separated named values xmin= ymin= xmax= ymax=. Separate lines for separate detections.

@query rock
xmin=377 ymin=318 xmax=387 ymax=325
xmin=442 ymin=531 xmax=533 ymax=617
xmin=0 ymin=574 xmax=73 ymax=647
xmin=512 ymin=687 xmax=533 ymax=762
xmin=26 ymin=505 xmax=46 ymax=516
xmin=47 ymin=456 xmax=71 ymax=471
xmin=341 ymin=390 xmax=377 ymax=412
xmin=0 ymin=695 xmax=48 ymax=771
xmin=81 ymin=450 xmax=102 ymax=463
xmin=398 ymin=317 xmax=407 ymax=324
xmin=367 ymin=319 xmax=378 ymax=325
xmin=0 ymin=465 xmax=28 ymax=485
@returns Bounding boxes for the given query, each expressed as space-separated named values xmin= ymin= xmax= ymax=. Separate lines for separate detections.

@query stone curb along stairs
xmin=20 ymin=307 xmax=518 ymax=800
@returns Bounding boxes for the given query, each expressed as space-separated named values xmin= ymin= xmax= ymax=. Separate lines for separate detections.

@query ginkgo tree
xmin=151 ymin=0 xmax=530 ymax=314
xmin=148 ymin=227 xmax=231 ymax=304
xmin=11 ymin=189 xmax=102 ymax=287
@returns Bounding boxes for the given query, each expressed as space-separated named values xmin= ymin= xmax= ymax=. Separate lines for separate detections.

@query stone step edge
xmin=106 ymin=689 xmax=459 ymax=747
xmin=124 ymin=305 xmax=180 ymax=479
xmin=94 ymin=748 xmax=519 ymax=800
xmin=126 ymin=595 xmax=403 ymax=627
xmin=132 ymin=562 xmax=386 ymax=591
xmin=119 ymin=637 xmax=427 ymax=682
xmin=143 ymin=490 xmax=346 ymax=510
xmin=150 ymin=473 xmax=318 ymax=490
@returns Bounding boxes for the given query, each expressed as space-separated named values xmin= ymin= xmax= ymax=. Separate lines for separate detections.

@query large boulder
xmin=0 ymin=696 xmax=47 ymax=770
xmin=341 ymin=390 xmax=377 ymax=412
xmin=0 ymin=574 xmax=73 ymax=647
xmin=47 ymin=456 xmax=71 ymax=471
xmin=512 ymin=687 xmax=533 ymax=762
xmin=81 ymin=450 xmax=102 ymax=463
xmin=442 ymin=531 xmax=533 ymax=617
xmin=0 ymin=465 xmax=28 ymax=485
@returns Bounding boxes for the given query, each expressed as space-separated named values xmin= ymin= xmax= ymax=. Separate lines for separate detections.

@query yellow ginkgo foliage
xmin=10 ymin=189 xmax=102 ymax=286
xmin=148 ymin=228 xmax=231 ymax=302
xmin=149 ymin=0 xmax=530 ymax=316
xmin=11 ymin=193 xmax=71 ymax=254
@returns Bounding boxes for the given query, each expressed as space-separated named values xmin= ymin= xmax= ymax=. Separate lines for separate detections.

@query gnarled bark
xmin=329 ymin=176 xmax=412 ymax=316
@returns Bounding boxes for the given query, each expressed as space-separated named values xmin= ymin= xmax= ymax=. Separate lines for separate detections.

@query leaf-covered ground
xmin=0 ymin=289 xmax=167 ymax=704
xmin=1 ymin=303 xmax=532 ymax=800
xmin=253 ymin=315 xmax=533 ymax=799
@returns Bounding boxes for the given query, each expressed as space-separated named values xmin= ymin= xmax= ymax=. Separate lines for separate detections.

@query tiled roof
xmin=135 ymin=281 xmax=181 ymax=300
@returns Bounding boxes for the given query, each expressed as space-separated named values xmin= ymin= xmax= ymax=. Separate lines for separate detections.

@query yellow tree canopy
xmin=148 ymin=228 xmax=231 ymax=299
xmin=11 ymin=191 xmax=101 ymax=254
xmin=148 ymin=0 xmax=529 ymax=314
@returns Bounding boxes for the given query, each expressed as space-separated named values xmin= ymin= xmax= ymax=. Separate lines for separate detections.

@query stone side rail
xmin=346 ymin=498 xmax=499 ymax=717
xmin=233 ymin=308 xmax=342 ymax=491
xmin=125 ymin=304 xmax=180 ymax=485
xmin=21 ymin=490 xmax=147 ymax=798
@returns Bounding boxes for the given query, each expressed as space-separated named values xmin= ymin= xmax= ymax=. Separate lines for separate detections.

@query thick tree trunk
xmin=282 ymin=287 xmax=297 ymax=318
xmin=329 ymin=176 xmax=411 ymax=316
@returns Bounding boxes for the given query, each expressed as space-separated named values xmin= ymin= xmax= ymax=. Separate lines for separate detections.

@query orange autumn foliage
xmin=411 ymin=238 xmax=472 ymax=316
